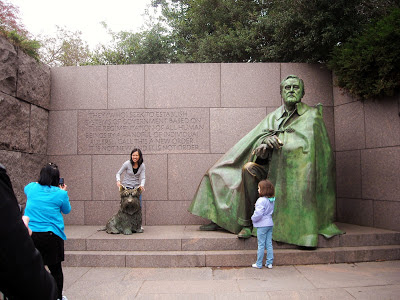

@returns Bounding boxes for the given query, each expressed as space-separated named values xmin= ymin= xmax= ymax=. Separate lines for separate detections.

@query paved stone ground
xmin=62 ymin=260 xmax=400 ymax=299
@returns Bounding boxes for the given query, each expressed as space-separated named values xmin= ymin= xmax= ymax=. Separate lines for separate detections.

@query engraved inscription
xmin=78 ymin=109 xmax=209 ymax=154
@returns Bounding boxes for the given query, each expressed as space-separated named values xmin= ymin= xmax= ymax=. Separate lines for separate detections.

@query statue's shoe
xmin=199 ymin=222 xmax=221 ymax=231
xmin=238 ymin=227 xmax=252 ymax=239
xmin=251 ymin=227 xmax=257 ymax=237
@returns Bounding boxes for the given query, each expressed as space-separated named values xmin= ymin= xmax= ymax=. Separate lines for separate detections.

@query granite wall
xmin=48 ymin=63 xmax=337 ymax=226
xmin=333 ymin=86 xmax=400 ymax=231
xmin=1 ymin=34 xmax=398 ymax=231
xmin=0 ymin=36 xmax=51 ymax=205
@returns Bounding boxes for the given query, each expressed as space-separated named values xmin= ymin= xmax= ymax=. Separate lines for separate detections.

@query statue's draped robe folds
xmin=189 ymin=102 xmax=343 ymax=247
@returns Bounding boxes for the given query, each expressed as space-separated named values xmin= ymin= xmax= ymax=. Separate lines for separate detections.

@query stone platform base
xmin=64 ymin=223 xmax=400 ymax=268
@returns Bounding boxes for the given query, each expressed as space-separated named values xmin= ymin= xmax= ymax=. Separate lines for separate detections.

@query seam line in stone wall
xmin=363 ymin=198 xmax=399 ymax=202
xmin=331 ymin=74 xmax=336 ymax=150
xmin=90 ymin=154 xmax=93 ymax=223
xmin=398 ymin=97 xmax=400 ymax=117
xmin=144 ymin=65 xmax=147 ymax=108
xmin=166 ymin=153 xmax=169 ymax=202
xmin=359 ymin=149 xmax=364 ymax=223
xmin=219 ymin=63 xmax=222 ymax=108
xmin=334 ymin=144 xmax=400 ymax=153
xmin=333 ymin=101 xmax=359 ymax=108
xmin=28 ymin=104 xmax=32 ymax=153
xmin=72 ymin=106 xmax=230 ymax=110
xmin=75 ymin=110 xmax=78 ymax=155
xmin=208 ymin=108 xmax=211 ymax=153
xmin=106 ymin=66 xmax=109 ymax=109
xmin=362 ymin=101 xmax=367 ymax=151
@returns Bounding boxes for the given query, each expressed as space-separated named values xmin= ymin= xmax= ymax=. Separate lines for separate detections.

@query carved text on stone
xmin=78 ymin=109 xmax=210 ymax=154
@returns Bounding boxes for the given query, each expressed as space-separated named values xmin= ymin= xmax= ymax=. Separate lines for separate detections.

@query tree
xmin=87 ymin=0 xmax=400 ymax=102
xmin=328 ymin=8 xmax=400 ymax=100
xmin=36 ymin=26 xmax=91 ymax=67
xmin=152 ymin=0 xmax=267 ymax=62
xmin=0 ymin=0 xmax=40 ymax=60
xmin=89 ymin=22 xmax=173 ymax=65
xmin=0 ymin=0 xmax=27 ymax=36
xmin=147 ymin=0 xmax=400 ymax=100
xmin=257 ymin=0 xmax=399 ymax=63
xmin=151 ymin=0 xmax=399 ymax=63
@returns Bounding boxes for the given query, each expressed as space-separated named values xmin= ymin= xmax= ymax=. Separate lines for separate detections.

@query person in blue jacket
xmin=24 ymin=163 xmax=71 ymax=300
xmin=0 ymin=163 xmax=58 ymax=299
xmin=251 ymin=179 xmax=275 ymax=269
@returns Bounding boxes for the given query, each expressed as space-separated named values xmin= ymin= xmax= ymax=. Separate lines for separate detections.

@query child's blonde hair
xmin=258 ymin=179 xmax=275 ymax=198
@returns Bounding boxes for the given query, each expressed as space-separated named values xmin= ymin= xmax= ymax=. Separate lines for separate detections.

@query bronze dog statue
xmin=105 ymin=186 xmax=143 ymax=235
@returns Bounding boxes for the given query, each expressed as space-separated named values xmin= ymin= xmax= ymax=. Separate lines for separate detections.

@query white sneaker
xmin=266 ymin=264 xmax=273 ymax=269
xmin=252 ymin=263 xmax=261 ymax=269
xmin=62 ymin=296 xmax=68 ymax=300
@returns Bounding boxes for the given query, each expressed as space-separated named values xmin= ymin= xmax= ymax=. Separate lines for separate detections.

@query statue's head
xmin=119 ymin=187 xmax=141 ymax=215
xmin=280 ymin=75 xmax=305 ymax=108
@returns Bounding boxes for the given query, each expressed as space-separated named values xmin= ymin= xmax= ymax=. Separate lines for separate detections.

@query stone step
xmin=64 ymin=245 xmax=400 ymax=268
xmin=63 ymin=223 xmax=400 ymax=268
xmin=65 ymin=223 xmax=400 ymax=252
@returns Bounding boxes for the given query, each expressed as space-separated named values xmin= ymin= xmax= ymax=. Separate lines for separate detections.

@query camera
xmin=59 ymin=177 xmax=64 ymax=186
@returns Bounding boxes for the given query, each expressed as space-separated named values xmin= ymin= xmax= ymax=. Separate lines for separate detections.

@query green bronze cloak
xmin=189 ymin=102 xmax=343 ymax=247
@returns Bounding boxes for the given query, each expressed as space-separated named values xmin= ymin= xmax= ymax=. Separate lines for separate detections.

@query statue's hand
xmin=254 ymin=144 xmax=270 ymax=159
xmin=263 ymin=135 xmax=283 ymax=149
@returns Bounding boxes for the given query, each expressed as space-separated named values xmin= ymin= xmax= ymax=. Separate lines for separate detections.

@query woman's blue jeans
xmin=256 ymin=226 xmax=274 ymax=267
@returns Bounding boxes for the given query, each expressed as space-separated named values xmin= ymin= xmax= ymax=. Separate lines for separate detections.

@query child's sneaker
xmin=252 ymin=263 xmax=262 ymax=269
xmin=266 ymin=264 xmax=273 ymax=269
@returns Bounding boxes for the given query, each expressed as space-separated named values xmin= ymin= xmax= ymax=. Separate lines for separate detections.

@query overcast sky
xmin=10 ymin=0 xmax=154 ymax=48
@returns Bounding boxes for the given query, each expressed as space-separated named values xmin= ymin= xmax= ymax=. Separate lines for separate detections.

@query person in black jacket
xmin=0 ymin=163 xmax=58 ymax=300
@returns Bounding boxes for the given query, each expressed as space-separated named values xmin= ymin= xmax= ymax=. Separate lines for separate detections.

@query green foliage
xmin=0 ymin=0 xmax=40 ymax=60
xmin=31 ymin=0 xmax=396 ymax=101
xmin=37 ymin=26 xmax=91 ymax=67
xmin=154 ymin=0 xmax=265 ymax=62
xmin=0 ymin=0 xmax=27 ymax=35
xmin=258 ymin=0 xmax=356 ymax=62
xmin=88 ymin=22 xmax=173 ymax=65
xmin=146 ymin=0 xmax=400 ymax=99
xmin=328 ymin=8 xmax=400 ymax=100
xmin=0 ymin=28 xmax=41 ymax=61
xmin=256 ymin=0 xmax=399 ymax=63
xmin=149 ymin=0 xmax=400 ymax=64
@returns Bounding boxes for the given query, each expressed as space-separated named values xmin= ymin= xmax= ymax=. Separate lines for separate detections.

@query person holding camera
xmin=0 ymin=163 xmax=58 ymax=299
xmin=24 ymin=163 xmax=71 ymax=300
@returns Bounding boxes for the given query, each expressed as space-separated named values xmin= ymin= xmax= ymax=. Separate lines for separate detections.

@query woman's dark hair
xmin=38 ymin=163 xmax=60 ymax=187
xmin=130 ymin=148 xmax=144 ymax=168
xmin=258 ymin=179 xmax=275 ymax=198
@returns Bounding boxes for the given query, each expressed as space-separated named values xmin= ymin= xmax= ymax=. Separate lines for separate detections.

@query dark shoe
xmin=238 ymin=227 xmax=252 ymax=239
xmin=199 ymin=222 xmax=220 ymax=231
xmin=251 ymin=227 xmax=257 ymax=237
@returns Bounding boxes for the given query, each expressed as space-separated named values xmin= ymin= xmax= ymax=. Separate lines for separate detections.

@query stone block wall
xmin=0 ymin=36 xmax=51 ymax=205
xmin=334 ymin=87 xmax=400 ymax=231
xmin=48 ymin=63 xmax=335 ymax=226
xmin=2 ymin=34 xmax=398 ymax=231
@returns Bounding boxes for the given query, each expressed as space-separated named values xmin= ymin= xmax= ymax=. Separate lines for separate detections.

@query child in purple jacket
xmin=251 ymin=179 xmax=275 ymax=269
